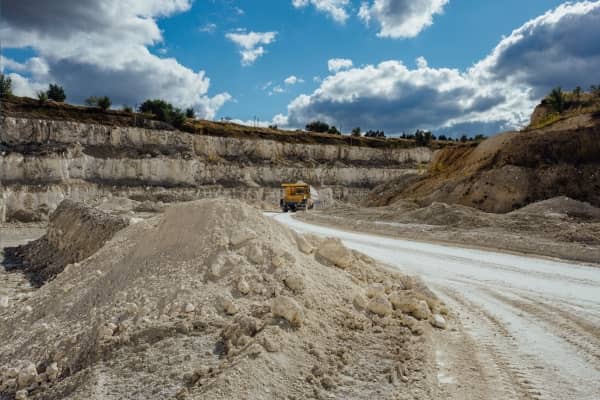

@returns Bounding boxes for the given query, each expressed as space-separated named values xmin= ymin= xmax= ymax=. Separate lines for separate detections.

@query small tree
xmin=185 ymin=107 xmax=195 ymax=119
xmin=573 ymin=86 xmax=582 ymax=101
xmin=547 ymin=87 xmax=565 ymax=113
xmin=139 ymin=99 xmax=186 ymax=128
xmin=365 ymin=130 xmax=385 ymax=138
xmin=351 ymin=127 xmax=361 ymax=137
xmin=85 ymin=96 xmax=99 ymax=107
xmin=460 ymin=135 xmax=468 ymax=143
xmin=268 ymin=124 xmax=278 ymax=130
xmin=97 ymin=96 xmax=111 ymax=111
xmin=591 ymin=85 xmax=600 ymax=98
xmin=328 ymin=125 xmax=341 ymax=135
xmin=414 ymin=129 xmax=432 ymax=146
xmin=305 ymin=120 xmax=330 ymax=133
xmin=474 ymin=134 xmax=487 ymax=141
xmin=37 ymin=91 xmax=48 ymax=104
xmin=0 ymin=74 xmax=13 ymax=98
xmin=47 ymin=84 xmax=66 ymax=102
xmin=122 ymin=105 xmax=133 ymax=113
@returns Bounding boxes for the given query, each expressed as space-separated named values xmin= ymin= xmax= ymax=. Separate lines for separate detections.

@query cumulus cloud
xmin=358 ymin=0 xmax=448 ymax=38
xmin=292 ymin=0 xmax=350 ymax=23
xmin=0 ymin=0 xmax=230 ymax=118
xmin=328 ymin=58 xmax=354 ymax=72
xmin=282 ymin=2 xmax=600 ymax=136
xmin=226 ymin=31 xmax=278 ymax=66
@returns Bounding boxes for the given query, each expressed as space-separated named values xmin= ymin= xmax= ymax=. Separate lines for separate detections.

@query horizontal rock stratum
xmin=0 ymin=116 xmax=431 ymax=222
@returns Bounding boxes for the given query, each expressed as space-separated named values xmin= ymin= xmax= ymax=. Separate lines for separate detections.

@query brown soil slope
xmin=367 ymin=113 xmax=600 ymax=213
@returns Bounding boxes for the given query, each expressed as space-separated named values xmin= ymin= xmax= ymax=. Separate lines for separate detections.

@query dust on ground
xmin=0 ymin=199 xmax=448 ymax=400
xmin=296 ymin=196 xmax=600 ymax=265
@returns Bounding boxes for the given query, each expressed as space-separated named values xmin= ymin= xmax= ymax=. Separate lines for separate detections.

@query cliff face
xmin=0 ymin=117 xmax=431 ymax=222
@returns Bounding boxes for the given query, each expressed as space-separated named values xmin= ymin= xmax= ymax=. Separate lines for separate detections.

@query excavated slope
xmin=0 ymin=116 xmax=431 ymax=222
xmin=367 ymin=117 xmax=600 ymax=213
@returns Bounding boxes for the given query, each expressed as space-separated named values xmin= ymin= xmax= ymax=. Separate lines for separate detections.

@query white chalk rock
xmin=316 ymin=238 xmax=354 ymax=269
xmin=283 ymin=273 xmax=305 ymax=293
xmin=431 ymin=314 xmax=447 ymax=329
xmin=271 ymin=296 xmax=304 ymax=327
xmin=366 ymin=284 xmax=385 ymax=298
xmin=230 ymin=229 xmax=257 ymax=247
xmin=247 ymin=243 xmax=264 ymax=264
xmin=413 ymin=300 xmax=431 ymax=320
xmin=0 ymin=296 xmax=9 ymax=308
xmin=46 ymin=363 xmax=59 ymax=382
xmin=221 ymin=298 xmax=238 ymax=315
xmin=125 ymin=302 xmax=138 ymax=315
xmin=237 ymin=279 xmax=250 ymax=295
xmin=367 ymin=295 xmax=393 ymax=317
xmin=17 ymin=363 xmax=37 ymax=389
xmin=353 ymin=294 xmax=368 ymax=310
xmin=184 ymin=303 xmax=196 ymax=313
xmin=15 ymin=389 xmax=28 ymax=400
xmin=295 ymin=234 xmax=314 ymax=254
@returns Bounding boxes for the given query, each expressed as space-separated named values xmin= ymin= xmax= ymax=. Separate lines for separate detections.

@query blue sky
xmin=2 ymin=0 xmax=600 ymax=136
xmin=156 ymin=0 xmax=564 ymax=122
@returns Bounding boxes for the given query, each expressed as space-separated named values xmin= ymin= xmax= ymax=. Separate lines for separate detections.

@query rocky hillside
xmin=367 ymin=110 xmax=600 ymax=213
xmin=0 ymin=97 xmax=431 ymax=222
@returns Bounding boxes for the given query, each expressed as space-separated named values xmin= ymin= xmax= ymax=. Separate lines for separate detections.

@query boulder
xmin=271 ymin=296 xmax=304 ymax=327
xmin=316 ymin=238 xmax=354 ymax=269
xmin=367 ymin=294 xmax=393 ymax=316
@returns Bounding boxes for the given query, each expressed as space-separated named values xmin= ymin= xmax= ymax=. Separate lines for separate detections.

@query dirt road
xmin=273 ymin=213 xmax=600 ymax=400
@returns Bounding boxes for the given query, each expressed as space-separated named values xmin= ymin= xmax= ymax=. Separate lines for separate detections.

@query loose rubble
xmin=0 ymin=199 xmax=445 ymax=399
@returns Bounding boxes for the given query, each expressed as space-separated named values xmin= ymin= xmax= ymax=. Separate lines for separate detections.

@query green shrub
xmin=305 ymin=121 xmax=330 ymax=133
xmin=351 ymin=127 xmax=361 ymax=137
xmin=47 ymin=84 xmax=66 ymax=102
xmin=185 ymin=108 xmax=195 ymax=118
xmin=37 ymin=91 xmax=48 ymax=104
xmin=139 ymin=99 xmax=186 ymax=128
xmin=547 ymin=87 xmax=565 ymax=113
xmin=328 ymin=125 xmax=341 ymax=135
xmin=122 ymin=105 xmax=133 ymax=113
xmin=0 ymin=74 xmax=13 ymax=98
xmin=97 ymin=96 xmax=111 ymax=111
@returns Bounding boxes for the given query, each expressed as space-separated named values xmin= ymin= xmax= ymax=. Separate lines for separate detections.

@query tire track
xmin=436 ymin=286 xmax=549 ymax=400
xmin=486 ymin=290 xmax=600 ymax=370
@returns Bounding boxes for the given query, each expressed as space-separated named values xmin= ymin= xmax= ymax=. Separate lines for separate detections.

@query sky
xmin=2 ymin=0 xmax=600 ymax=137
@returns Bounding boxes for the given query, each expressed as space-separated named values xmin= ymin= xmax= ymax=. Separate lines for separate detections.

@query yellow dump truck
xmin=280 ymin=183 xmax=314 ymax=212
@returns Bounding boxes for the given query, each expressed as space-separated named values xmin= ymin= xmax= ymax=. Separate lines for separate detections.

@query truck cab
xmin=280 ymin=183 xmax=314 ymax=212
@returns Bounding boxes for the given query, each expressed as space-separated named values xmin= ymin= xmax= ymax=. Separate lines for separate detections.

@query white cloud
xmin=280 ymin=1 xmax=600 ymax=136
xmin=199 ymin=23 xmax=217 ymax=33
xmin=328 ymin=58 xmax=353 ymax=72
xmin=269 ymin=85 xmax=285 ymax=96
xmin=284 ymin=75 xmax=304 ymax=85
xmin=0 ymin=0 xmax=230 ymax=118
xmin=226 ymin=30 xmax=277 ymax=66
xmin=292 ymin=0 xmax=350 ymax=23
xmin=358 ymin=0 xmax=448 ymax=38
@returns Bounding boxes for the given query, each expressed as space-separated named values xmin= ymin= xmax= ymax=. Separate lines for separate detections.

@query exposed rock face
xmin=0 ymin=117 xmax=431 ymax=222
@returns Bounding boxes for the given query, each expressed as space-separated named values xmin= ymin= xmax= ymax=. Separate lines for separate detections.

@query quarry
xmin=1 ymin=95 xmax=600 ymax=400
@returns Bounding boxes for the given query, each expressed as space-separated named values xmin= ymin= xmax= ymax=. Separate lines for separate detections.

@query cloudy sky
xmin=2 ymin=0 xmax=600 ymax=136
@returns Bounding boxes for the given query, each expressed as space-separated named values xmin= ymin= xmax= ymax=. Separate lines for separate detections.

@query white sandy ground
xmin=271 ymin=212 xmax=600 ymax=400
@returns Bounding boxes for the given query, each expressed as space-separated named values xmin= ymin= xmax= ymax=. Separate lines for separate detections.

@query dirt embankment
xmin=0 ymin=199 xmax=447 ymax=400
xmin=367 ymin=114 xmax=600 ymax=213
xmin=4 ymin=200 xmax=129 ymax=286
xmin=298 ymin=196 xmax=600 ymax=264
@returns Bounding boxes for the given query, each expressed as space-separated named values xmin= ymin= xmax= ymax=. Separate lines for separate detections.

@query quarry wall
xmin=0 ymin=117 xmax=432 ymax=222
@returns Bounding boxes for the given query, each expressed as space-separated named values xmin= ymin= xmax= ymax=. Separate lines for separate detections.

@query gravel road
xmin=273 ymin=213 xmax=600 ymax=400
